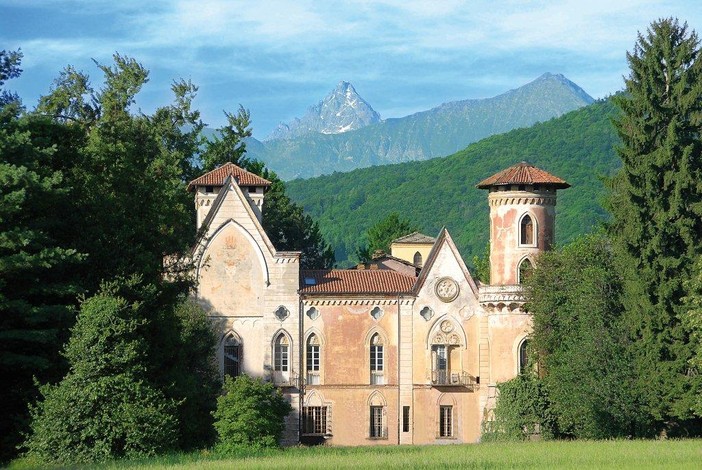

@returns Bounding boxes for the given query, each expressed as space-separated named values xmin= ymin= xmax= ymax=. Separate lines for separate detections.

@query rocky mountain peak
xmin=266 ymin=81 xmax=381 ymax=140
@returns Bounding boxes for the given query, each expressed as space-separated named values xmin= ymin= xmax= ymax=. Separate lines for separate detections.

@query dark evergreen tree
xmin=0 ymin=52 xmax=85 ymax=462
xmin=607 ymin=18 xmax=702 ymax=430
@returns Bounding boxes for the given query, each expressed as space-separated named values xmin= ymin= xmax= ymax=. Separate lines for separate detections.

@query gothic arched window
xmin=520 ymin=214 xmax=535 ymax=245
xmin=274 ymin=333 xmax=289 ymax=372
xmin=413 ymin=251 xmax=423 ymax=268
xmin=370 ymin=333 xmax=384 ymax=385
xmin=223 ymin=334 xmax=241 ymax=379
xmin=306 ymin=334 xmax=321 ymax=385
xmin=518 ymin=258 xmax=533 ymax=284
xmin=519 ymin=339 xmax=529 ymax=375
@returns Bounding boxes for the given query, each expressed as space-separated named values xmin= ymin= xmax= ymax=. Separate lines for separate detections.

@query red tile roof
xmin=476 ymin=162 xmax=570 ymax=189
xmin=299 ymin=269 xmax=416 ymax=295
xmin=187 ymin=162 xmax=271 ymax=191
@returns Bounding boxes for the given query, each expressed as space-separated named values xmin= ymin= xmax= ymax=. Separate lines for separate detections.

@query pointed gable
xmin=413 ymin=228 xmax=479 ymax=299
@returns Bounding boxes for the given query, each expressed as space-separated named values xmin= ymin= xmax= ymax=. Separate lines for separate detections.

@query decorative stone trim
xmin=488 ymin=196 xmax=556 ymax=207
xmin=302 ymin=298 xmax=412 ymax=307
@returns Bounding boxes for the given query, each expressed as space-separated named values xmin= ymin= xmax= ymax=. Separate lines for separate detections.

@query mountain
xmin=267 ymin=81 xmax=381 ymax=140
xmin=285 ymin=98 xmax=621 ymax=266
xmin=248 ymin=73 xmax=595 ymax=180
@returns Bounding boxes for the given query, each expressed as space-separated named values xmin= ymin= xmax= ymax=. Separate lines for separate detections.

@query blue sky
xmin=2 ymin=1 xmax=701 ymax=139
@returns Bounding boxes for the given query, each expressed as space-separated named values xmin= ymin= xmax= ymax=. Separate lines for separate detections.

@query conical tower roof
xmin=476 ymin=161 xmax=569 ymax=189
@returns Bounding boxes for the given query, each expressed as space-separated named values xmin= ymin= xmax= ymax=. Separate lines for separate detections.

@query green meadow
xmin=12 ymin=440 xmax=702 ymax=469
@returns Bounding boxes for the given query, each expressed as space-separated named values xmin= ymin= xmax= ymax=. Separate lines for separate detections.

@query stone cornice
xmin=488 ymin=195 xmax=557 ymax=207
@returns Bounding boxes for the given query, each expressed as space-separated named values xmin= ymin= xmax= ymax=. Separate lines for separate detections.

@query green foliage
xmin=24 ymin=278 xmax=179 ymax=464
xmin=471 ymin=243 xmax=490 ymax=284
xmin=213 ymin=375 xmax=293 ymax=452
xmin=287 ymin=99 xmax=621 ymax=265
xmin=481 ymin=375 xmax=556 ymax=441
xmin=0 ymin=49 xmax=22 ymax=105
xmin=607 ymin=18 xmax=702 ymax=428
xmin=356 ymin=211 xmax=417 ymax=262
xmin=201 ymin=106 xmax=252 ymax=172
xmin=684 ymin=257 xmax=702 ymax=416
xmin=0 ymin=73 xmax=85 ymax=459
xmin=525 ymin=233 xmax=646 ymax=438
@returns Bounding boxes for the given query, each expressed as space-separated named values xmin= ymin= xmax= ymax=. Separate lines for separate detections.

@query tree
xmin=24 ymin=278 xmax=179 ymax=464
xmin=0 ymin=52 xmax=86 ymax=462
xmin=213 ymin=375 xmax=293 ymax=452
xmin=356 ymin=212 xmax=418 ymax=262
xmin=524 ymin=234 xmax=646 ymax=438
xmin=0 ymin=49 xmax=22 ymax=106
xmin=684 ymin=257 xmax=702 ymax=416
xmin=607 ymin=18 xmax=702 ymax=430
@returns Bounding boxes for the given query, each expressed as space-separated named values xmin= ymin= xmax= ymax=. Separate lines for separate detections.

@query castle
xmin=187 ymin=161 xmax=569 ymax=445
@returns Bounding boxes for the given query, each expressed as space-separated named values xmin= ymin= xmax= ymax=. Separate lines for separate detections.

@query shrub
xmin=213 ymin=375 xmax=292 ymax=452
xmin=23 ymin=279 xmax=179 ymax=464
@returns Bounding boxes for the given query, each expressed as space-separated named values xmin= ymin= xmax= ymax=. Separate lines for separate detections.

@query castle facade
xmin=188 ymin=161 xmax=569 ymax=445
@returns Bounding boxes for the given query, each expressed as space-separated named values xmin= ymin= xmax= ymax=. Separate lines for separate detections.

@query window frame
xmin=223 ymin=334 xmax=241 ymax=379
xmin=302 ymin=406 xmax=328 ymax=436
xmin=439 ymin=405 xmax=453 ymax=438
xmin=519 ymin=213 xmax=537 ymax=247
xmin=369 ymin=405 xmax=386 ymax=439
xmin=369 ymin=333 xmax=384 ymax=385
xmin=274 ymin=333 xmax=290 ymax=372
xmin=306 ymin=334 xmax=321 ymax=385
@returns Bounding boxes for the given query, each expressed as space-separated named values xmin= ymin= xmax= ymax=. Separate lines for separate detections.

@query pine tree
xmin=607 ymin=18 xmax=702 ymax=430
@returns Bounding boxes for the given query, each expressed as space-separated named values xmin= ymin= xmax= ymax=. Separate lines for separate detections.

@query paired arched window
xmin=370 ymin=333 xmax=384 ymax=385
xmin=306 ymin=334 xmax=321 ymax=385
xmin=223 ymin=334 xmax=241 ymax=379
xmin=520 ymin=214 xmax=535 ymax=245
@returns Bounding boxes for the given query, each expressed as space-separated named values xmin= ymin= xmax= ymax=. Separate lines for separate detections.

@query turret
xmin=476 ymin=162 xmax=569 ymax=286
xmin=187 ymin=162 xmax=271 ymax=229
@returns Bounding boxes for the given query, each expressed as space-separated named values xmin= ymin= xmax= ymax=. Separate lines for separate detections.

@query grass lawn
xmin=14 ymin=439 xmax=701 ymax=469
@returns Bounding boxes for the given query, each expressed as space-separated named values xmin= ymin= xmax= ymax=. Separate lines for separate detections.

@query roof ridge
xmin=187 ymin=162 xmax=272 ymax=191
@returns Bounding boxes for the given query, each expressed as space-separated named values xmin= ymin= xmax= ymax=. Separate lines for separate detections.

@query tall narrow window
xmin=370 ymin=406 xmax=386 ymax=438
xmin=223 ymin=334 xmax=241 ymax=378
xmin=307 ymin=334 xmax=320 ymax=385
xmin=302 ymin=406 xmax=328 ymax=435
xmin=518 ymin=258 xmax=533 ymax=284
xmin=403 ymin=406 xmax=410 ymax=433
xmin=439 ymin=405 xmax=453 ymax=437
xmin=432 ymin=345 xmax=448 ymax=385
xmin=274 ymin=334 xmax=289 ymax=372
xmin=370 ymin=333 xmax=384 ymax=385
xmin=413 ymin=251 xmax=423 ymax=268
xmin=519 ymin=339 xmax=529 ymax=375
xmin=520 ymin=214 xmax=535 ymax=245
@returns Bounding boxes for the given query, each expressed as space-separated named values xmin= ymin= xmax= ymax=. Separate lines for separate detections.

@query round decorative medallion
xmin=440 ymin=320 xmax=454 ymax=333
xmin=435 ymin=277 xmax=459 ymax=302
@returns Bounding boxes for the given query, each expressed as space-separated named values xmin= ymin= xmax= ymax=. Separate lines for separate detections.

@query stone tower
xmin=476 ymin=162 xmax=570 ymax=286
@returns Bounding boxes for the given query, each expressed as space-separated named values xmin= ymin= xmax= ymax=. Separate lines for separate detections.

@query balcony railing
xmin=431 ymin=370 xmax=479 ymax=390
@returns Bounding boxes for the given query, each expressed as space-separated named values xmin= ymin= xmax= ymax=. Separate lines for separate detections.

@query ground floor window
xmin=403 ymin=406 xmax=410 ymax=433
xmin=223 ymin=335 xmax=241 ymax=378
xmin=302 ymin=406 xmax=328 ymax=435
xmin=370 ymin=406 xmax=386 ymax=438
xmin=439 ymin=405 xmax=453 ymax=438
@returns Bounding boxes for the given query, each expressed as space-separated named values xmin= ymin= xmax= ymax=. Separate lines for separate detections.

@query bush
xmin=23 ymin=284 xmax=179 ymax=463
xmin=213 ymin=375 xmax=292 ymax=452
xmin=481 ymin=375 xmax=556 ymax=441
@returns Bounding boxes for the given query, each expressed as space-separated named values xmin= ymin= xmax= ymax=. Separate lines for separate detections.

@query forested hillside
xmin=286 ymin=99 xmax=621 ymax=265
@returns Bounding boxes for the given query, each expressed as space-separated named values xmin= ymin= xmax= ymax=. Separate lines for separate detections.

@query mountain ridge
xmin=247 ymin=73 xmax=595 ymax=180
xmin=266 ymin=81 xmax=381 ymax=140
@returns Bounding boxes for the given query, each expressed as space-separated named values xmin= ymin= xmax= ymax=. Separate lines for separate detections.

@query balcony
xmin=430 ymin=370 xmax=479 ymax=390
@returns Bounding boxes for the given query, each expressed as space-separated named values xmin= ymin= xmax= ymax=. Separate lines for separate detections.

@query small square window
xmin=205 ymin=185 xmax=214 ymax=193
